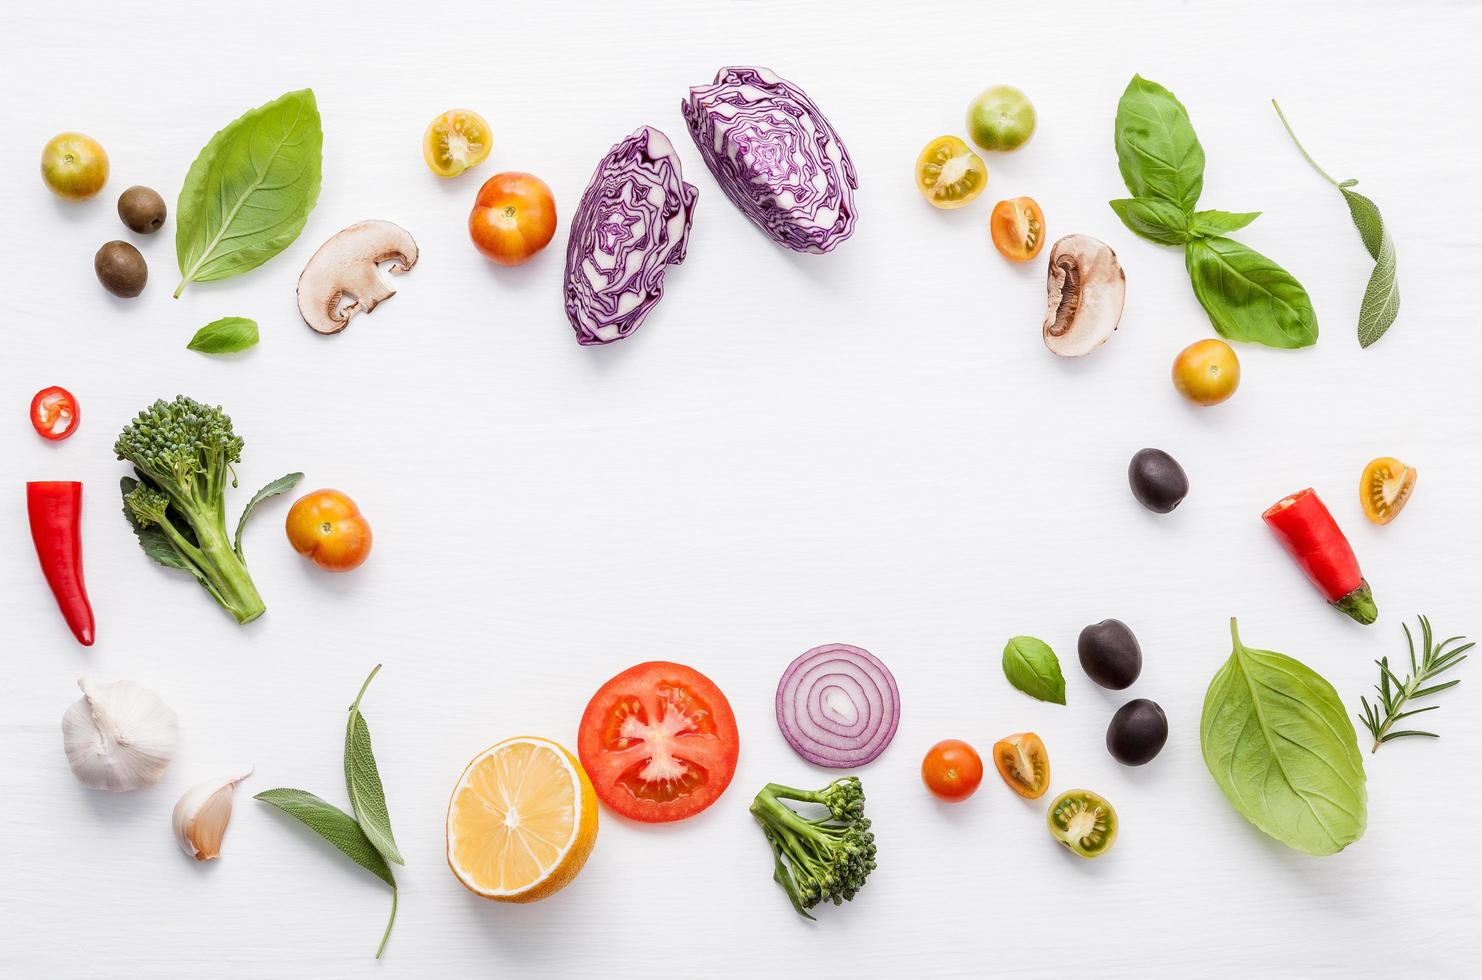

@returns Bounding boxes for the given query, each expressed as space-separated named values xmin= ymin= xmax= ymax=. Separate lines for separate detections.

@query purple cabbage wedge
xmin=681 ymin=67 xmax=858 ymax=254
xmin=564 ymin=126 xmax=698 ymax=346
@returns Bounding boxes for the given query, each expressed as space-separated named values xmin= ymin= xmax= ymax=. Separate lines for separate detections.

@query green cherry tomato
xmin=966 ymin=86 xmax=1037 ymax=153
xmin=1047 ymin=789 xmax=1118 ymax=858
xmin=41 ymin=132 xmax=109 ymax=201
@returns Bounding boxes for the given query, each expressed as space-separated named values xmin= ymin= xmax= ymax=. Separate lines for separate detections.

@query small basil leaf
xmin=1109 ymin=198 xmax=1191 ymax=246
xmin=233 ymin=472 xmax=303 ymax=558
xmin=1114 ymin=75 xmax=1205 ymax=212
xmin=1189 ymin=209 xmax=1261 ymax=238
xmin=187 ymin=316 xmax=259 ymax=354
xmin=1341 ymin=187 xmax=1399 ymax=348
xmin=345 ymin=665 xmax=404 ymax=866
xmin=1186 ymin=237 xmax=1318 ymax=349
xmin=255 ymin=788 xmax=396 ymax=889
xmin=1002 ymin=636 xmax=1067 ymax=705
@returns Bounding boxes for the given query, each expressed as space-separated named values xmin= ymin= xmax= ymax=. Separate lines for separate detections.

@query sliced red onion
xmin=776 ymin=643 xmax=900 ymax=768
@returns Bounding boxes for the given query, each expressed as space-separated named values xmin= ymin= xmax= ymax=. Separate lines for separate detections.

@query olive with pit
xmin=95 ymin=241 xmax=147 ymax=297
xmin=1128 ymin=447 xmax=1188 ymax=513
xmin=1106 ymin=698 xmax=1168 ymax=766
xmin=1078 ymin=618 xmax=1142 ymax=689
xmin=117 ymin=186 xmax=167 ymax=234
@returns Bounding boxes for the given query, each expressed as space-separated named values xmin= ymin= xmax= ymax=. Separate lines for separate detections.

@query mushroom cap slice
xmin=296 ymin=220 xmax=419 ymax=335
xmin=1042 ymin=234 xmax=1126 ymax=357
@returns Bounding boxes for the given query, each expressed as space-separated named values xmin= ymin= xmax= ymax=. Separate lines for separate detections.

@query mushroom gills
xmin=1042 ymin=234 xmax=1125 ymax=357
xmin=296 ymin=220 xmax=419 ymax=335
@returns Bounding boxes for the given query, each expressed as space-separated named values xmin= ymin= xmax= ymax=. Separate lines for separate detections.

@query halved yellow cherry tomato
xmin=989 ymin=197 xmax=1046 ymax=261
xmin=423 ymin=109 xmax=492 ymax=177
xmin=915 ymin=136 xmax=987 ymax=210
xmin=1360 ymin=457 xmax=1416 ymax=525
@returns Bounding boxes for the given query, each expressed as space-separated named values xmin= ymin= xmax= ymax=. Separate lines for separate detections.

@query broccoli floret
xmin=115 ymin=395 xmax=266 ymax=624
xmin=750 ymin=777 xmax=877 ymax=919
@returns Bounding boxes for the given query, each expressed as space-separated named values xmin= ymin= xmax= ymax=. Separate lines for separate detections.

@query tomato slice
xmin=1360 ymin=457 xmax=1416 ymax=525
xmin=915 ymin=136 xmax=987 ymax=209
xmin=990 ymin=197 xmax=1045 ymax=261
xmin=31 ymin=386 xmax=79 ymax=441
xmin=992 ymin=732 xmax=1050 ymax=799
xmin=423 ymin=109 xmax=492 ymax=178
xmin=577 ymin=661 xmax=739 ymax=822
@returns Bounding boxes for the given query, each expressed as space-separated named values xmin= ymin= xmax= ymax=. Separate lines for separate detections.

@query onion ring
xmin=775 ymin=643 xmax=900 ymax=768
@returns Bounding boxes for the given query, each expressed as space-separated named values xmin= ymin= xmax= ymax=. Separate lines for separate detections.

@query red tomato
xmin=285 ymin=489 xmax=373 ymax=572
xmin=31 ymin=386 xmax=80 ymax=441
xmin=577 ymin=662 xmax=739 ymax=822
xmin=921 ymin=739 xmax=984 ymax=802
xmin=468 ymin=171 xmax=557 ymax=266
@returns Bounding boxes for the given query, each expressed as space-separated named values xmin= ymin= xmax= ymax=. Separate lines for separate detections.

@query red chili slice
xmin=31 ymin=386 xmax=80 ymax=441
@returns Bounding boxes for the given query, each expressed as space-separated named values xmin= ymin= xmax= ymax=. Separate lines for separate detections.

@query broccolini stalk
xmin=750 ymin=777 xmax=876 ymax=920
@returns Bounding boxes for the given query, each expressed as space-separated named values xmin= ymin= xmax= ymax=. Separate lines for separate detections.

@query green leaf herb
xmin=233 ymin=472 xmax=303 ymax=558
xmin=1272 ymin=99 xmax=1399 ymax=348
xmin=1200 ymin=619 xmax=1366 ymax=856
xmin=187 ymin=316 xmax=259 ymax=354
xmin=1358 ymin=616 xmax=1471 ymax=752
xmin=256 ymin=667 xmax=402 ymax=958
xmin=174 ymin=89 xmax=323 ymax=297
xmin=1002 ymin=636 xmax=1067 ymax=705
xmin=1110 ymin=75 xmax=1318 ymax=349
xmin=345 ymin=665 xmax=404 ymax=866
xmin=119 ymin=476 xmax=194 ymax=573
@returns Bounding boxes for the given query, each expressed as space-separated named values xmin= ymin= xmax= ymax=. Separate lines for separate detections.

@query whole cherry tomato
xmin=285 ymin=489 xmax=373 ymax=571
xmin=468 ymin=172 xmax=557 ymax=265
xmin=921 ymin=739 xmax=984 ymax=802
xmin=1172 ymin=338 xmax=1240 ymax=406
xmin=41 ymin=133 xmax=109 ymax=201
xmin=31 ymin=386 xmax=80 ymax=441
xmin=990 ymin=197 xmax=1046 ymax=262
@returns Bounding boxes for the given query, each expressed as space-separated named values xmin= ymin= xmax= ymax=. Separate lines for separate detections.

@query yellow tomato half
xmin=423 ymin=109 xmax=492 ymax=177
xmin=915 ymin=136 xmax=987 ymax=210
xmin=1360 ymin=457 xmax=1416 ymax=525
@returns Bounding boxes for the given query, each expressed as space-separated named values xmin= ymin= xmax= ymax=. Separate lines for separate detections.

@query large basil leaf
xmin=1201 ymin=620 xmax=1366 ymax=856
xmin=1114 ymin=75 xmax=1205 ymax=212
xmin=174 ymin=89 xmax=323 ymax=296
xmin=1108 ymin=198 xmax=1190 ymax=246
xmin=1002 ymin=636 xmax=1067 ymax=705
xmin=1186 ymin=236 xmax=1318 ymax=348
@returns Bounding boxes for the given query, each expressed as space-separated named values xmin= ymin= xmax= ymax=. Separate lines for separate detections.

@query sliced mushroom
xmin=296 ymin=220 xmax=418 ymax=335
xmin=1042 ymin=234 xmax=1126 ymax=357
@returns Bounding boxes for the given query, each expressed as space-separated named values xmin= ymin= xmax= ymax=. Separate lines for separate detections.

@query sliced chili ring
xmin=31 ymin=386 xmax=80 ymax=441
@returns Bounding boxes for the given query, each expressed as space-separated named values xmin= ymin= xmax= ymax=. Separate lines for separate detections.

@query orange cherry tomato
xmin=1172 ymin=338 xmax=1241 ymax=406
xmin=989 ymin=196 xmax=1046 ymax=261
xmin=285 ymin=489 xmax=373 ymax=572
xmin=921 ymin=739 xmax=984 ymax=802
xmin=992 ymin=732 xmax=1051 ymax=799
xmin=1360 ymin=457 xmax=1416 ymax=525
xmin=468 ymin=171 xmax=557 ymax=266
xmin=31 ymin=385 xmax=80 ymax=441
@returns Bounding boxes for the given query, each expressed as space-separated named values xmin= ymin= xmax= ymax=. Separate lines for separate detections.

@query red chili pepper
xmin=1262 ymin=487 xmax=1376 ymax=625
xmin=27 ymin=481 xmax=95 ymax=645
xmin=30 ymin=385 xmax=80 ymax=441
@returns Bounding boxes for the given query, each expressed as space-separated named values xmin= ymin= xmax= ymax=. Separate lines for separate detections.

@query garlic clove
xmin=62 ymin=678 xmax=179 ymax=791
xmin=173 ymin=770 xmax=253 ymax=861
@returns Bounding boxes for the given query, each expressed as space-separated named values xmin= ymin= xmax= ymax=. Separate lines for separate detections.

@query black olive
xmin=117 ymin=185 xmax=167 ymax=234
xmin=95 ymin=241 xmax=147 ymax=297
xmin=1128 ymin=447 xmax=1188 ymax=513
xmin=1078 ymin=618 xmax=1142 ymax=689
xmin=1106 ymin=698 xmax=1168 ymax=765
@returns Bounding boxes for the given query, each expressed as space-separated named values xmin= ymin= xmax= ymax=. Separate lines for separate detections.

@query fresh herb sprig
xmin=1358 ymin=617 xmax=1471 ymax=753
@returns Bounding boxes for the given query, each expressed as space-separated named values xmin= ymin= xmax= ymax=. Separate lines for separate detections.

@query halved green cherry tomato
xmin=915 ymin=136 xmax=987 ymax=210
xmin=1047 ymin=789 xmax=1118 ymax=858
xmin=31 ymin=386 xmax=80 ymax=441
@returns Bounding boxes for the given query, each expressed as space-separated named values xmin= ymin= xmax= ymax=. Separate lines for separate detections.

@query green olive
xmin=117 ymin=186 xmax=167 ymax=234
xmin=94 ymin=241 xmax=147 ymax=298
xmin=1047 ymin=789 xmax=1118 ymax=858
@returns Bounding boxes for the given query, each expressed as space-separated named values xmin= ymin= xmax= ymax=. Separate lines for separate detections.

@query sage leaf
xmin=254 ymin=788 xmax=396 ymax=888
xmin=344 ymin=664 xmax=404 ymax=866
xmin=119 ymin=476 xmax=193 ymax=573
xmin=1186 ymin=236 xmax=1318 ymax=348
xmin=187 ymin=316 xmax=259 ymax=354
xmin=1200 ymin=619 xmax=1367 ymax=855
xmin=1273 ymin=100 xmax=1399 ymax=348
xmin=1109 ymin=198 xmax=1191 ymax=246
xmin=174 ymin=89 xmax=323 ymax=297
xmin=1002 ymin=636 xmax=1067 ymax=705
xmin=1189 ymin=209 xmax=1261 ymax=238
xmin=1114 ymin=74 xmax=1205 ymax=212
xmin=233 ymin=472 xmax=303 ymax=558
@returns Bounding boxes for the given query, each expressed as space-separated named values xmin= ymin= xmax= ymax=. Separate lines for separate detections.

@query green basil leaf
xmin=1200 ymin=620 xmax=1367 ymax=856
xmin=255 ymin=788 xmax=396 ymax=888
xmin=1341 ymin=187 xmax=1399 ymax=348
xmin=175 ymin=89 xmax=323 ymax=297
xmin=1114 ymin=75 xmax=1205 ymax=212
xmin=345 ymin=665 xmax=404 ymax=866
xmin=119 ymin=476 xmax=192 ymax=572
xmin=187 ymin=316 xmax=259 ymax=354
xmin=1185 ymin=236 xmax=1318 ymax=348
xmin=233 ymin=472 xmax=303 ymax=558
xmin=1002 ymin=636 xmax=1066 ymax=705
xmin=1189 ymin=209 xmax=1261 ymax=238
xmin=1109 ymin=198 xmax=1191 ymax=246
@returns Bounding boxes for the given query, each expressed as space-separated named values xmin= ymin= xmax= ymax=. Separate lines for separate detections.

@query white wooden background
xmin=3 ymin=1 xmax=1479 ymax=977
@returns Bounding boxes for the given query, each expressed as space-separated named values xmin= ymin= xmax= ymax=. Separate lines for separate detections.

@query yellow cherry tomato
xmin=1172 ymin=339 xmax=1240 ymax=406
xmin=41 ymin=132 xmax=109 ymax=200
xmin=1360 ymin=457 xmax=1416 ymax=525
xmin=915 ymin=136 xmax=987 ymax=210
xmin=423 ymin=109 xmax=492 ymax=177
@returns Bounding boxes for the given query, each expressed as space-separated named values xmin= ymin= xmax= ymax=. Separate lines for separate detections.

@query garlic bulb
xmin=173 ymin=770 xmax=252 ymax=861
xmin=61 ymin=678 xmax=179 ymax=791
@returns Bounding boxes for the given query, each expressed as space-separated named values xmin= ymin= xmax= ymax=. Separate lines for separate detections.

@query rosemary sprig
xmin=1358 ymin=616 xmax=1471 ymax=753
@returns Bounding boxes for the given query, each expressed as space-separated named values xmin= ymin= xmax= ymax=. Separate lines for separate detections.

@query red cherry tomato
xmin=31 ymin=386 xmax=80 ymax=441
xmin=921 ymin=739 xmax=984 ymax=802
xmin=285 ymin=489 xmax=373 ymax=572
xmin=468 ymin=172 xmax=558 ymax=266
